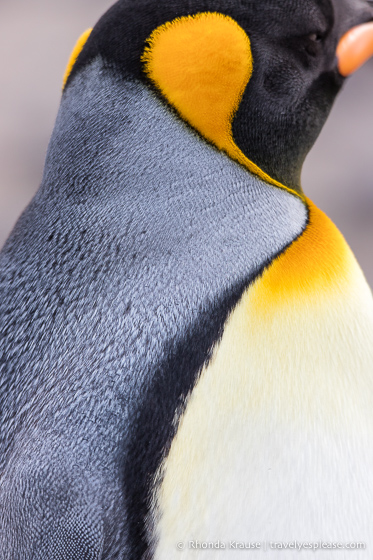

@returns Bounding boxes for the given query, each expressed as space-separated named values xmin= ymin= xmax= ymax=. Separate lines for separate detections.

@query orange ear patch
xmin=142 ymin=13 xmax=251 ymax=152
xmin=63 ymin=28 xmax=92 ymax=89
xmin=142 ymin=13 xmax=298 ymax=197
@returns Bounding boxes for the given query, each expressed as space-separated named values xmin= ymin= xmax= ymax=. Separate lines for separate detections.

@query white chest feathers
xmin=151 ymin=201 xmax=373 ymax=559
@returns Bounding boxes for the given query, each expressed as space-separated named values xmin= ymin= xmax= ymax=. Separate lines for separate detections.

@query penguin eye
xmin=308 ymin=33 xmax=322 ymax=42
xmin=303 ymin=32 xmax=324 ymax=57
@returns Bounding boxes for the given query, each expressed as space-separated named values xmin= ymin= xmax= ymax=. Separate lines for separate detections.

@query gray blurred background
xmin=1 ymin=1 xmax=372 ymax=286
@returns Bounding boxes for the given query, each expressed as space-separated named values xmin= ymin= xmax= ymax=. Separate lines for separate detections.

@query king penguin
xmin=1 ymin=0 xmax=373 ymax=558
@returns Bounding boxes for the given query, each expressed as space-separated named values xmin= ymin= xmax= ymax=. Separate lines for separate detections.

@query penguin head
xmin=67 ymin=0 xmax=373 ymax=195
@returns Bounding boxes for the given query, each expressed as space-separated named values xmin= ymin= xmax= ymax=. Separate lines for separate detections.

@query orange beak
xmin=337 ymin=22 xmax=373 ymax=76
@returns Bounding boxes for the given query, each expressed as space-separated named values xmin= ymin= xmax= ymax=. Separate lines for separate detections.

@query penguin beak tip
xmin=337 ymin=21 xmax=373 ymax=77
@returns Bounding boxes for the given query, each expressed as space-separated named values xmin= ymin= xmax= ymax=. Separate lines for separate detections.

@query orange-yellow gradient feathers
xmin=249 ymin=200 xmax=360 ymax=316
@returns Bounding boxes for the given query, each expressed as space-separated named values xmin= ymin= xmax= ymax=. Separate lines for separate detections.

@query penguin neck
xmin=47 ymin=57 xmax=305 ymax=209
xmin=229 ymin=110 xmax=306 ymax=197
xmin=226 ymin=136 xmax=305 ymax=198
xmin=231 ymin=122 xmax=306 ymax=197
